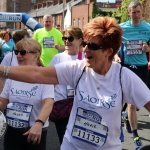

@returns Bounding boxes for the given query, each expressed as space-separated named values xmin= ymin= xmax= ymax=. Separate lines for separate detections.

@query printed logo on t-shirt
xmin=78 ymin=91 xmax=117 ymax=109
xmin=126 ymin=40 xmax=143 ymax=55
xmin=10 ymin=86 xmax=38 ymax=98
xmin=139 ymin=31 xmax=146 ymax=34
xmin=43 ymin=37 xmax=54 ymax=48
xmin=71 ymin=107 xmax=108 ymax=147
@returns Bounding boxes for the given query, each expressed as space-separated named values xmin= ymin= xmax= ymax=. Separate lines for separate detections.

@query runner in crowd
xmin=0 ymin=31 xmax=5 ymax=41
xmin=1 ymin=16 xmax=150 ymax=150
xmin=49 ymin=26 xmax=84 ymax=144
xmin=114 ymin=1 xmax=150 ymax=149
xmin=55 ymin=24 xmax=61 ymax=31
xmin=33 ymin=14 xmax=65 ymax=66
xmin=0 ymin=31 xmax=16 ymax=63
xmin=0 ymin=30 xmax=30 ymax=93
xmin=0 ymin=38 xmax=54 ymax=150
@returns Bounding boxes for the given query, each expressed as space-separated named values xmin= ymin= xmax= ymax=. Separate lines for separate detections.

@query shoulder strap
xmin=74 ymin=66 xmax=86 ymax=95
xmin=120 ymin=43 xmax=124 ymax=66
xmin=119 ymin=65 xmax=123 ymax=107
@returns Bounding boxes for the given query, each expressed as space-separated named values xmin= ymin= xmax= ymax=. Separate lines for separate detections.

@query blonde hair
xmin=16 ymin=38 xmax=44 ymax=67
xmin=64 ymin=26 xmax=83 ymax=39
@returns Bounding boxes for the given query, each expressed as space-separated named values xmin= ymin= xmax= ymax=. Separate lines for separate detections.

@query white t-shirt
xmin=50 ymin=52 xmax=84 ymax=101
xmin=0 ymin=51 xmax=18 ymax=66
xmin=54 ymin=60 xmax=150 ymax=150
xmin=0 ymin=79 xmax=54 ymax=128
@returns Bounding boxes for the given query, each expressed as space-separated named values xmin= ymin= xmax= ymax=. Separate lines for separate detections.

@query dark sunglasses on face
xmin=62 ymin=36 xmax=74 ymax=42
xmin=82 ymin=40 xmax=104 ymax=50
xmin=14 ymin=50 xmax=37 ymax=56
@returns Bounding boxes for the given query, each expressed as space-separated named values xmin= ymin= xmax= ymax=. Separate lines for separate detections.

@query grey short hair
xmin=128 ymin=1 xmax=142 ymax=12
xmin=43 ymin=14 xmax=52 ymax=19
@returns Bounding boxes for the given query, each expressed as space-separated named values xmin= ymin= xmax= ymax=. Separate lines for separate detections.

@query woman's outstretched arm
xmin=0 ymin=66 xmax=58 ymax=84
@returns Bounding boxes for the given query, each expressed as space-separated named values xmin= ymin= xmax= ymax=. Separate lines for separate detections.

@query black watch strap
xmin=35 ymin=119 xmax=45 ymax=126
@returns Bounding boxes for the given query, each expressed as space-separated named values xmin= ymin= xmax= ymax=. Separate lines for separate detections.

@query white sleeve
xmin=49 ymin=57 xmax=56 ymax=66
xmin=41 ymin=84 xmax=54 ymax=100
xmin=122 ymin=67 xmax=150 ymax=109
xmin=0 ymin=80 xmax=11 ymax=99
xmin=49 ymin=54 xmax=60 ymax=66
xmin=0 ymin=53 xmax=12 ymax=66
xmin=54 ymin=60 xmax=85 ymax=88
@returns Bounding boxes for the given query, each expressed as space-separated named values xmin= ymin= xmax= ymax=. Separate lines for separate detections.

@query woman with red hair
xmin=0 ymin=17 xmax=150 ymax=150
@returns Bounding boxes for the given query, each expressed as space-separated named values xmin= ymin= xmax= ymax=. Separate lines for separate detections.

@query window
xmin=82 ymin=18 xmax=84 ymax=29
xmin=73 ymin=19 xmax=75 ymax=26
xmin=78 ymin=18 xmax=80 ymax=27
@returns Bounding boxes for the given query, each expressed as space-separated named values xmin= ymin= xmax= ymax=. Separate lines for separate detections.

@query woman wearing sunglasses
xmin=1 ymin=17 xmax=150 ymax=150
xmin=49 ymin=26 xmax=84 ymax=145
xmin=0 ymin=38 xmax=54 ymax=150
xmin=0 ymin=30 xmax=30 ymax=94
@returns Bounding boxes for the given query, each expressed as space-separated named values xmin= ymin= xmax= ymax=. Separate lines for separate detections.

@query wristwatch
xmin=35 ymin=119 xmax=45 ymax=126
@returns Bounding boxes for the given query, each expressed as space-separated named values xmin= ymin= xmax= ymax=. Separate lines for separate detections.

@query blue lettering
xmin=99 ymin=99 xmax=110 ymax=109
xmin=25 ymin=91 xmax=32 ymax=97
xmin=10 ymin=86 xmax=38 ymax=98
xmin=83 ymin=95 xmax=90 ymax=102
xmin=31 ymin=91 xmax=36 ymax=96
xmin=110 ymin=101 xmax=115 ymax=107
xmin=90 ymin=97 xmax=99 ymax=104
xmin=10 ymin=88 xmax=14 ymax=94
xmin=78 ymin=91 xmax=117 ymax=109
xmin=79 ymin=91 xmax=84 ymax=101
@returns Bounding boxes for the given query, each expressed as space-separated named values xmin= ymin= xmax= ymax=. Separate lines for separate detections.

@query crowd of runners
xmin=0 ymin=1 xmax=150 ymax=150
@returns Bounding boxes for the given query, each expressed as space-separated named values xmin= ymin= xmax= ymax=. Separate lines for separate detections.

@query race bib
xmin=6 ymin=102 xmax=33 ymax=128
xmin=66 ymin=85 xmax=74 ymax=98
xmin=126 ymin=40 xmax=143 ymax=55
xmin=71 ymin=108 xmax=108 ymax=147
xmin=43 ymin=37 xmax=54 ymax=48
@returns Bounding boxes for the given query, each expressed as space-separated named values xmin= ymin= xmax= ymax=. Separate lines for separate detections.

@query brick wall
xmin=72 ymin=3 xmax=93 ymax=30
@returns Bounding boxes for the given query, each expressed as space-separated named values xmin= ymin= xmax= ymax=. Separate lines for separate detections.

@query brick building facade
xmin=0 ymin=0 xmax=125 ymax=31
xmin=72 ymin=3 xmax=93 ymax=30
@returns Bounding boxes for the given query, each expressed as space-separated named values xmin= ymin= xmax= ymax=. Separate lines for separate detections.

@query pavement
xmin=122 ymin=107 xmax=150 ymax=150
xmin=0 ymin=107 xmax=150 ymax=150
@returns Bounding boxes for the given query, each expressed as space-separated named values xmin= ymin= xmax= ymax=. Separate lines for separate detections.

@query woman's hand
xmin=23 ymin=122 xmax=43 ymax=144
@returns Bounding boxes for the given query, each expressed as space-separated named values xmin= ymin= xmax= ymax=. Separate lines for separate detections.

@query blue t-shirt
xmin=119 ymin=20 xmax=150 ymax=66
xmin=0 ymin=40 xmax=16 ymax=58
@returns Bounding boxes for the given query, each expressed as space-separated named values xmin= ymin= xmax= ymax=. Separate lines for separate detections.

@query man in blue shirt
xmin=114 ymin=1 xmax=150 ymax=150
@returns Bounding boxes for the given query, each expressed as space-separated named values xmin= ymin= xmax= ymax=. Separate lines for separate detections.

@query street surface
xmin=0 ymin=107 xmax=149 ymax=150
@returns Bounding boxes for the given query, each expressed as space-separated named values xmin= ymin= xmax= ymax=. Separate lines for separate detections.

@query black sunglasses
xmin=14 ymin=50 xmax=37 ymax=56
xmin=82 ymin=40 xmax=104 ymax=50
xmin=62 ymin=36 xmax=74 ymax=42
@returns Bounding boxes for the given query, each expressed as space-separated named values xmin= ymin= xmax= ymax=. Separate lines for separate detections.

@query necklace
xmin=97 ymin=83 xmax=100 ymax=90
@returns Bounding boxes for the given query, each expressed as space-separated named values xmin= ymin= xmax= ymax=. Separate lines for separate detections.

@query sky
xmin=97 ymin=0 xmax=116 ymax=2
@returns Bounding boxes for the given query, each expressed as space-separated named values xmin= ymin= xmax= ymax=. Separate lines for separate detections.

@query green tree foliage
xmin=92 ymin=2 xmax=99 ymax=18
xmin=92 ymin=0 xmax=147 ymax=23
xmin=92 ymin=3 xmax=113 ymax=18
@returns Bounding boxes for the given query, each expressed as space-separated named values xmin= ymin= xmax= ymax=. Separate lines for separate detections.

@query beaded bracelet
xmin=3 ymin=66 xmax=10 ymax=78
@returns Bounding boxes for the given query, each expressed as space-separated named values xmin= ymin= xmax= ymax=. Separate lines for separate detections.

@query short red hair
xmin=83 ymin=17 xmax=123 ymax=60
